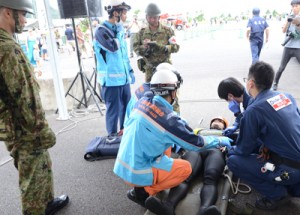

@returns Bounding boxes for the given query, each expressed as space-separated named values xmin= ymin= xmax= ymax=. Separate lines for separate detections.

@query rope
xmin=222 ymin=166 xmax=252 ymax=195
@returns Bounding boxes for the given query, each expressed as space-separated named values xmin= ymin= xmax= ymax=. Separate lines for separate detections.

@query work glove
xmin=222 ymin=125 xmax=238 ymax=137
xmin=129 ymin=71 xmax=135 ymax=84
xmin=218 ymin=136 xmax=233 ymax=149
xmin=228 ymin=100 xmax=241 ymax=115
xmin=203 ymin=136 xmax=233 ymax=150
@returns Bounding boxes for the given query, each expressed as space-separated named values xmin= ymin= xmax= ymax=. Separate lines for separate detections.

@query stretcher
xmin=144 ymin=167 xmax=233 ymax=215
xmin=144 ymin=129 xmax=239 ymax=215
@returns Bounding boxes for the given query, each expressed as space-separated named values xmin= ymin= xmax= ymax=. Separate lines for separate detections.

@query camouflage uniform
xmin=133 ymin=23 xmax=180 ymax=112
xmin=0 ymin=28 xmax=56 ymax=214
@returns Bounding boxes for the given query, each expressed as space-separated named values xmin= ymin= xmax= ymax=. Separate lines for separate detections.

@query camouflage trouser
xmin=173 ymin=95 xmax=180 ymax=114
xmin=144 ymin=67 xmax=155 ymax=83
xmin=17 ymin=149 xmax=54 ymax=215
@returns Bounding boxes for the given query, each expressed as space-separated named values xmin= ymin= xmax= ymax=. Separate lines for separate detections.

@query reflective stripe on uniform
xmin=117 ymin=157 xmax=152 ymax=174
xmin=108 ymin=73 xmax=125 ymax=78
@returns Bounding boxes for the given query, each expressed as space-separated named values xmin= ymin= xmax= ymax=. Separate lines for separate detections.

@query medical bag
xmin=84 ymin=135 xmax=121 ymax=161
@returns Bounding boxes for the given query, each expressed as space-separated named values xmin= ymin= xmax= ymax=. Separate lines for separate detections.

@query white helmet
xmin=150 ymin=69 xmax=178 ymax=96
xmin=155 ymin=63 xmax=183 ymax=88
xmin=156 ymin=63 xmax=176 ymax=72
xmin=105 ymin=0 xmax=131 ymax=14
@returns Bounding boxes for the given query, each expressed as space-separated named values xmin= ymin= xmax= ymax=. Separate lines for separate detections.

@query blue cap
xmin=252 ymin=7 xmax=260 ymax=15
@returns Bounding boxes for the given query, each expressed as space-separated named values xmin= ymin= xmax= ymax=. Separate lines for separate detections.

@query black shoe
xmin=272 ymin=83 xmax=278 ymax=91
xmin=197 ymin=205 xmax=221 ymax=215
xmin=145 ymin=196 xmax=174 ymax=215
xmin=127 ymin=188 xmax=149 ymax=207
xmin=255 ymin=196 xmax=290 ymax=211
xmin=45 ymin=195 xmax=69 ymax=215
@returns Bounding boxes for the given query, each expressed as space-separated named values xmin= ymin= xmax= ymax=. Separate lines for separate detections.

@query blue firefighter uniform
xmin=114 ymin=92 xmax=225 ymax=187
xmin=94 ymin=20 xmax=134 ymax=135
xmin=228 ymin=89 xmax=300 ymax=200
xmin=125 ymin=83 xmax=150 ymax=122
xmin=247 ymin=15 xmax=269 ymax=64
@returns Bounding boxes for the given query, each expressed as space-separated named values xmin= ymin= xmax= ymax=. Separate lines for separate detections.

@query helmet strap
xmin=170 ymin=90 xmax=177 ymax=106
xmin=13 ymin=10 xmax=23 ymax=33
xmin=115 ymin=10 xmax=123 ymax=23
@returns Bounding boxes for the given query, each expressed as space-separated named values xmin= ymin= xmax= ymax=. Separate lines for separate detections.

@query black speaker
xmin=57 ymin=0 xmax=88 ymax=19
xmin=87 ymin=0 xmax=103 ymax=17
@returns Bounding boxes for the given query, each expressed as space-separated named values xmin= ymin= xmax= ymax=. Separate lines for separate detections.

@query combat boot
xmin=45 ymin=195 xmax=69 ymax=215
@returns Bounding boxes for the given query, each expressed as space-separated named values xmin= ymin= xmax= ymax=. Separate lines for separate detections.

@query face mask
xmin=245 ymin=83 xmax=252 ymax=97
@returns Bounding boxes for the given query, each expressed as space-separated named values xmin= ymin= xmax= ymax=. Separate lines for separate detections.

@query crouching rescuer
xmin=113 ymin=68 xmax=233 ymax=214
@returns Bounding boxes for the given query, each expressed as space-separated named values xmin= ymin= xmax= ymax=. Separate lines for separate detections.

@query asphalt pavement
xmin=1 ymin=20 xmax=300 ymax=215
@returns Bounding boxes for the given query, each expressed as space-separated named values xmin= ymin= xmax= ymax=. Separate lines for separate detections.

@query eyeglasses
xmin=243 ymin=77 xmax=255 ymax=83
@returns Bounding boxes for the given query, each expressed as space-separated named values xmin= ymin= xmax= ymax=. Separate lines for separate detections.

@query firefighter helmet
xmin=105 ymin=0 xmax=131 ymax=14
xmin=150 ymin=69 xmax=178 ymax=95
xmin=210 ymin=116 xmax=229 ymax=129
xmin=155 ymin=63 xmax=183 ymax=88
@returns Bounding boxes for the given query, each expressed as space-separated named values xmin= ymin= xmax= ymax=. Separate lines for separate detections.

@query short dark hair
xmin=218 ymin=77 xmax=244 ymax=100
xmin=248 ymin=61 xmax=274 ymax=91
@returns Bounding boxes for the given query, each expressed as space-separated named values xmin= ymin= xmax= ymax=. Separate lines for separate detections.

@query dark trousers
xmin=250 ymin=40 xmax=263 ymax=64
xmin=274 ymin=47 xmax=300 ymax=84
xmin=101 ymin=84 xmax=131 ymax=135
xmin=228 ymin=154 xmax=300 ymax=200
xmin=184 ymin=149 xmax=225 ymax=208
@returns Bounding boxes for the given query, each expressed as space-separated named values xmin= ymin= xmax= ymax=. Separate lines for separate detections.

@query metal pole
xmin=43 ymin=0 xmax=69 ymax=120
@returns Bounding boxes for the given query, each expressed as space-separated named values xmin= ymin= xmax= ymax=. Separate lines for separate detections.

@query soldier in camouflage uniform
xmin=0 ymin=0 xmax=69 ymax=214
xmin=133 ymin=3 xmax=180 ymax=113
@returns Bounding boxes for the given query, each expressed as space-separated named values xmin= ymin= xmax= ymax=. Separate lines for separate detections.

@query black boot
xmin=145 ymin=183 xmax=189 ymax=215
xmin=145 ymin=196 xmax=174 ymax=215
xmin=45 ymin=195 xmax=69 ymax=215
xmin=197 ymin=205 xmax=221 ymax=215
xmin=196 ymin=184 xmax=220 ymax=215
xmin=127 ymin=187 xmax=149 ymax=207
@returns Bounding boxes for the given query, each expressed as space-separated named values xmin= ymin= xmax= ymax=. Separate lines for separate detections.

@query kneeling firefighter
xmin=113 ymin=68 xmax=233 ymax=215
xmin=146 ymin=117 xmax=230 ymax=215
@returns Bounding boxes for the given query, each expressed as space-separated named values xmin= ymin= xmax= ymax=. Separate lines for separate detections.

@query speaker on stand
xmin=57 ymin=0 xmax=103 ymax=115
